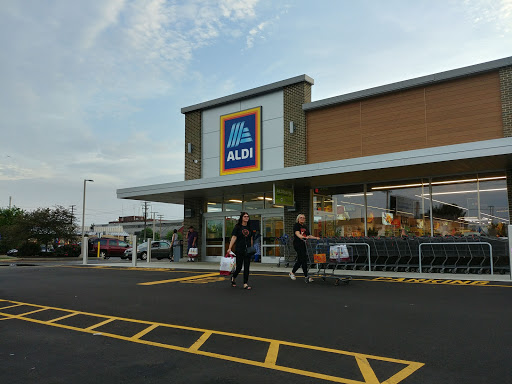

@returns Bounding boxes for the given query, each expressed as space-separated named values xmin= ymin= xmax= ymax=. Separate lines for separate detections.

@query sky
xmin=1 ymin=0 xmax=511 ymax=227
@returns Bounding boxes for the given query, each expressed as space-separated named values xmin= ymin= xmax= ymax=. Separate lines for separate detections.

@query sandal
xmin=243 ymin=284 xmax=252 ymax=290
xmin=231 ymin=277 xmax=237 ymax=287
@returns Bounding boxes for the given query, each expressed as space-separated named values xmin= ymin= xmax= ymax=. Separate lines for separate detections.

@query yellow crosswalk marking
xmin=138 ymin=272 xmax=219 ymax=285
xmin=0 ymin=299 xmax=424 ymax=383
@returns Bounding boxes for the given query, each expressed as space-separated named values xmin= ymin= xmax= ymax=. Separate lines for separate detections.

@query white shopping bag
xmin=339 ymin=244 xmax=350 ymax=261
xmin=329 ymin=245 xmax=340 ymax=261
xmin=330 ymin=244 xmax=351 ymax=262
xmin=220 ymin=255 xmax=236 ymax=276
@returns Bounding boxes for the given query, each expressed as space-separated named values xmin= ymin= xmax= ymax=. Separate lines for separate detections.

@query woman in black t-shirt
xmin=290 ymin=213 xmax=319 ymax=283
xmin=227 ymin=212 xmax=254 ymax=290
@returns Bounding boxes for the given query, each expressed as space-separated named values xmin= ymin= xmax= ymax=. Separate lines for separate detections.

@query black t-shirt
xmin=293 ymin=222 xmax=309 ymax=247
xmin=231 ymin=224 xmax=253 ymax=254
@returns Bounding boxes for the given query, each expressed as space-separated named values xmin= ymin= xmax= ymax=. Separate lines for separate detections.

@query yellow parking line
xmin=131 ymin=324 xmax=159 ymax=340
xmin=17 ymin=307 xmax=49 ymax=316
xmin=86 ymin=317 xmax=116 ymax=331
xmin=47 ymin=312 xmax=79 ymax=323
xmin=0 ymin=299 xmax=424 ymax=384
xmin=264 ymin=341 xmax=279 ymax=366
xmin=138 ymin=272 xmax=219 ymax=285
xmin=0 ymin=303 xmax=23 ymax=310
xmin=189 ymin=331 xmax=212 ymax=352
xmin=356 ymin=356 xmax=380 ymax=384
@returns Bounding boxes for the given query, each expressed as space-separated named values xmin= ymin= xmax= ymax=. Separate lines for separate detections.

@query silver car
xmin=122 ymin=241 xmax=172 ymax=260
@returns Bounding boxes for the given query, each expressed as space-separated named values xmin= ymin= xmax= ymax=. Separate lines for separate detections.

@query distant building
xmin=89 ymin=216 xmax=183 ymax=239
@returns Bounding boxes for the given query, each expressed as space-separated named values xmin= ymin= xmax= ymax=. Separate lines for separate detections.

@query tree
xmin=0 ymin=207 xmax=25 ymax=252
xmin=13 ymin=206 xmax=77 ymax=250
xmin=140 ymin=227 xmax=153 ymax=241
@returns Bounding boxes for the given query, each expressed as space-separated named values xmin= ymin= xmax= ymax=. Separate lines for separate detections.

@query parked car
xmin=39 ymin=245 xmax=55 ymax=256
xmin=6 ymin=249 xmax=18 ymax=256
xmin=89 ymin=238 xmax=130 ymax=259
xmin=122 ymin=241 xmax=172 ymax=260
xmin=54 ymin=243 xmax=81 ymax=257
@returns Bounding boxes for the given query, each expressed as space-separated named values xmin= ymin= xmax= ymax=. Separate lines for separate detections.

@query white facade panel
xmin=240 ymin=92 xmax=283 ymax=121
xmin=262 ymin=146 xmax=284 ymax=170
xmin=262 ymin=117 xmax=284 ymax=150
xmin=201 ymin=90 xmax=284 ymax=178
xmin=202 ymin=131 xmax=219 ymax=160
xmin=202 ymin=102 xmax=241 ymax=134
xmin=202 ymin=155 xmax=219 ymax=177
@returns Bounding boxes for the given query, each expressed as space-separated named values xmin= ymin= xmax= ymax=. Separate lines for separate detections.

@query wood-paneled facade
xmin=307 ymin=72 xmax=503 ymax=164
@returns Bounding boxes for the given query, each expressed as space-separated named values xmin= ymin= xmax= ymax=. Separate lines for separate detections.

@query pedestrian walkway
xmin=94 ymin=258 xmax=512 ymax=282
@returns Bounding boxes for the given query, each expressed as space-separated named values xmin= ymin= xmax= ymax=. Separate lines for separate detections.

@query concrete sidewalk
xmin=3 ymin=255 xmax=511 ymax=282
xmin=95 ymin=258 xmax=512 ymax=282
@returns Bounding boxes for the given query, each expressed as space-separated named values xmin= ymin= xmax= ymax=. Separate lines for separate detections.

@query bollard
xmin=147 ymin=237 xmax=152 ymax=263
xmin=508 ymin=225 xmax=512 ymax=280
xmin=132 ymin=235 xmax=137 ymax=267
xmin=97 ymin=243 xmax=100 ymax=258
xmin=82 ymin=237 xmax=89 ymax=265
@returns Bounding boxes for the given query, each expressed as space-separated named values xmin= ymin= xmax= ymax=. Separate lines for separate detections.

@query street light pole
xmin=82 ymin=179 xmax=94 ymax=265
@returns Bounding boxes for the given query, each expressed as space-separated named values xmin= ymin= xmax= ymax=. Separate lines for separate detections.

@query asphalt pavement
xmin=1 ymin=258 xmax=511 ymax=383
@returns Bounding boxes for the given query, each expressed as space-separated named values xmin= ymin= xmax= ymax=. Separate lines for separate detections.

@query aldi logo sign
xmin=220 ymin=107 xmax=261 ymax=175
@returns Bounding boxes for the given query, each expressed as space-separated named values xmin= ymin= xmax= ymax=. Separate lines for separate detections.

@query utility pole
xmin=70 ymin=205 xmax=76 ymax=224
xmin=9 ymin=196 xmax=12 ymax=209
xmin=158 ymin=214 xmax=164 ymax=238
xmin=142 ymin=202 xmax=150 ymax=242
xmin=152 ymin=212 xmax=157 ymax=239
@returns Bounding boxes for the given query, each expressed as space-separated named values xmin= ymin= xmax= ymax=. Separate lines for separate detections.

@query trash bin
xmin=173 ymin=240 xmax=183 ymax=262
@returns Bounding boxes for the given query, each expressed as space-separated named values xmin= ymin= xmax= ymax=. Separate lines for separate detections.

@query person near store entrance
xmin=170 ymin=229 xmax=178 ymax=262
xmin=186 ymin=226 xmax=198 ymax=262
xmin=290 ymin=213 xmax=320 ymax=283
xmin=227 ymin=212 xmax=254 ymax=290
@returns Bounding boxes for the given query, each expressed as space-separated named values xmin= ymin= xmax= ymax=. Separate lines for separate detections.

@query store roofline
xmin=180 ymin=74 xmax=314 ymax=114
xmin=303 ymin=55 xmax=512 ymax=111
xmin=117 ymin=137 xmax=512 ymax=205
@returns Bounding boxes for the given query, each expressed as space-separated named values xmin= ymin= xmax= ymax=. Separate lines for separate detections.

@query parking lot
xmin=1 ymin=261 xmax=511 ymax=384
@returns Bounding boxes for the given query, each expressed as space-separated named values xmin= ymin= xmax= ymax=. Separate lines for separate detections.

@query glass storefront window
xmin=368 ymin=180 xmax=431 ymax=237
xmin=478 ymin=177 xmax=509 ymax=236
xmin=431 ymin=177 xmax=477 ymax=236
xmin=335 ymin=191 xmax=365 ymax=237
xmin=429 ymin=175 xmax=509 ymax=237
xmin=224 ymin=196 xmax=243 ymax=212
xmin=262 ymin=216 xmax=283 ymax=256
xmin=314 ymin=186 xmax=364 ymax=237
xmin=313 ymin=194 xmax=334 ymax=237
xmin=244 ymin=193 xmax=265 ymax=210
xmin=206 ymin=197 xmax=223 ymax=213
xmin=224 ymin=216 xmax=239 ymax=248
xmin=205 ymin=219 xmax=223 ymax=256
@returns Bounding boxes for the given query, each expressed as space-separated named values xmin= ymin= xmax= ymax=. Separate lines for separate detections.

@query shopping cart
xmin=306 ymin=239 xmax=352 ymax=286
xmin=277 ymin=234 xmax=296 ymax=267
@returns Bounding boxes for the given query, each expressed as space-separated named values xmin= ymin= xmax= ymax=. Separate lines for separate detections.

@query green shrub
xmin=54 ymin=244 xmax=81 ymax=257
xmin=18 ymin=242 xmax=41 ymax=257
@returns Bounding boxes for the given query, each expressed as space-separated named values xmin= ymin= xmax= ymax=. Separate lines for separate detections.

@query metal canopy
xmin=116 ymin=138 xmax=512 ymax=206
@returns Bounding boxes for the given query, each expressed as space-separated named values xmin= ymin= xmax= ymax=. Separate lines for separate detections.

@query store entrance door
xmin=261 ymin=215 xmax=284 ymax=264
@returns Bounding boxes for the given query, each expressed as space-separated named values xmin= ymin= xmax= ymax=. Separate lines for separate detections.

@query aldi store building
xmin=117 ymin=56 xmax=512 ymax=274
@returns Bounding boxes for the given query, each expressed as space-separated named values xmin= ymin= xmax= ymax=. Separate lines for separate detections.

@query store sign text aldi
xmin=220 ymin=107 xmax=261 ymax=176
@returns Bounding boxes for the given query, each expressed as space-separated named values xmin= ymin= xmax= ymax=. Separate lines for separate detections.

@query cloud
xmin=246 ymin=20 xmax=271 ymax=48
xmin=463 ymin=0 xmax=512 ymax=33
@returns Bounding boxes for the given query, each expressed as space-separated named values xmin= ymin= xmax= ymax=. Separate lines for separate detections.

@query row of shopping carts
xmin=278 ymin=235 xmax=510 ymax=275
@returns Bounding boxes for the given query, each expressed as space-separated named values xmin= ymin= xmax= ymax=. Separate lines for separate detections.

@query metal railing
xmin=419 ymin=242 xmax=493 ymax=274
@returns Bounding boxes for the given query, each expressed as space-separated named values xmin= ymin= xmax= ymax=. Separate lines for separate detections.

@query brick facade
xmin=183 ymin=198 xmax=203 ymax=260
xmin=501 ymin=67 xmax=512 ymax=228
xmin=184 ymin=110 xmax=202 ymax=180
xmin=184 ymin=110 xmax=203 ymax=259
xmin=283 ymin=81 xmax=312 ymax=167
xmin=284 ymin=185 xmax=311 ymax=259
